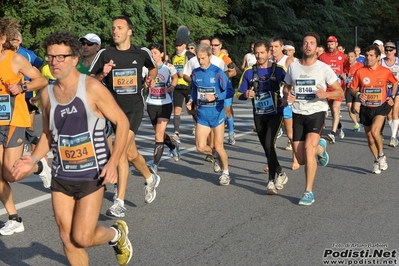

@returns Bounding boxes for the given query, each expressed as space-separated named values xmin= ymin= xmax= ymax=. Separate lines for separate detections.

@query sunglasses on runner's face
xmin=385 ymin=47 xmax=395 ymax=52
xmin=80 ymin=41 xmax=95 ymax=46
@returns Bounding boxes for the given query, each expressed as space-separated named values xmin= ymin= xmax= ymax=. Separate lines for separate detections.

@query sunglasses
xmin=211 ymin=44 xmax=221 ymax=47
xmin=80 ymin=41 xmax=95 ymax=46
xmin=385 ymin=47 xmax=395 ymax=52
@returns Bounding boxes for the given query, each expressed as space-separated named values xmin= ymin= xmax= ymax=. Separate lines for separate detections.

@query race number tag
xmin=294 ymin=79 xmax=317 ymax=101
xmin=58 ymin=132 xmax=97 ymax=172
xmin=0 ymin=95 xmax=11 ymax=122
xmin=175 ymin=64 xmax=184 ymax=73
xmin=149 ymin=79 xmax=167 ymax=99
xmin=364 ymin=87 xmax=383 ymax=107
xmin=254 ymin=92 xmax=276 ymax=114
xmin=112 ymin=68 xmax=138 ymax=94
xmin=197 ymin=86 xmax=216 ymax=106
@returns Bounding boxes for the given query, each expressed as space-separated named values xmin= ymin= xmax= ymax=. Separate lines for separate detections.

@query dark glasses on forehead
xmin=80 ymin=41 xmax=95 ymax=46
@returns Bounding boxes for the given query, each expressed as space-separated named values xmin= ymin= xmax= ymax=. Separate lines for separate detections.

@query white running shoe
xmin=378 ymin=156 xmax=388 ymax=171
xmin=219 ymin=173 xmax=231 ymax=186
xmin=38 ymin=157 xmax=52 ymax=188
xmin=106 ymin=199 xmax=126 ymax=218
xmin=266 ymin=180 xmax=277 ymax=195
xmin=0 ymin=219 xmax=25 ymax=235
xmin=144 ymin=174 xmax=161 ymax=203
xmin=275 ymin=172 xmax=288 ymax=190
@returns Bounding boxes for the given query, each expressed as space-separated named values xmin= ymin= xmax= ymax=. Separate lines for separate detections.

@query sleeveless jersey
xmin=0 ymin=50 xmax=30 ymax=127
xmin=146 ymin=63 xmax=175 ymax=106
xmin=381 ymin=57 xmax=399 ymax=80
xmin=172 ymin=52 xmax=189 ymax=86
xmin=49 ymin=74 xmax=110 ymax=181
xmin=277 ymin=55 xmax=289 ymax=69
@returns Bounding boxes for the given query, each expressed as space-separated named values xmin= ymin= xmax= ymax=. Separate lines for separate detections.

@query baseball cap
xmin=175 ymin=38 xmax=186 ymax=46
xmin=373 ymin=40 xmax=383 ymax=46
xmin=384 ymin=42 xmax=396 ymax=49
xmin=79 ymin=33 xmax=101 ymax=45
xmin=327 ymin=36 xmax=338 ymax=42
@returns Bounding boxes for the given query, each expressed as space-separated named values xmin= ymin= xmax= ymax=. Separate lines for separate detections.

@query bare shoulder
xmin=84 ymin=75 xmax=110 ymax=95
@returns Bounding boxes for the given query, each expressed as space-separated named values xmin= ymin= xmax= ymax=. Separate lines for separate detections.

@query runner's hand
xmin=99 ymin=163 xmax=118 ymax=185
xmin=11 ymin=156 xmax=37 ymax=180
xmin=102 ymin=60 xmax=115 ymax=77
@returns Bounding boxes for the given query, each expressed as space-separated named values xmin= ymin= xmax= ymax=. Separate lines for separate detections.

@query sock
xmin=226 ymin=116 xmax=234 ymax=135
xmin=173 ymin=115 xmax=181 ymax=133
xmin=9 ymin=214 xmax=20 ymax=221
xmin=153 ymin=142 xmax=164 ymax=165
xmin=378 ymin=153 xmax=384 ymax=158
xmin=109 ymin=226 xmax=120 ymax=244
xmin=391 ymin=119 xmax=399 ymax=138
xmin=222 ymin=169 xmax=229 ymax=175
xmin=163 ymin=134 xmax=174 ymax=150
xmin=331 ymin=131 xmax=336 ymax=136
xmin=34 ymin=160 xmax=43 ymax=175
xmin=115 ymin=198 xmax=124 ymax=206
xmin=338 ymin=122 xmax=342 ymax=130
xmin=146 ymin=175 xmax=154 ymax=185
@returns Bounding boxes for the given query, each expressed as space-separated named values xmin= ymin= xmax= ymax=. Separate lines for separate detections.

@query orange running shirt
xmin=351 ymin=65 xmax=397 ymax=108
xmin=0 ymin=50 xmax=30 ymax=126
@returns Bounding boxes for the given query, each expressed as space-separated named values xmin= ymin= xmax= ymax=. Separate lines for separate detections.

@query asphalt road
xmin=1 ymin=99 xmax=398 ymax=266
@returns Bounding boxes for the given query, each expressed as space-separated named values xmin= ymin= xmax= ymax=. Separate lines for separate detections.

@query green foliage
xmin=1 ymin=0 xmax=398 ymax=67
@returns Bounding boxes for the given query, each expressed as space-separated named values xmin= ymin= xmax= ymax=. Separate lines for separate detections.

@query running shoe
xmin=338 ymin=127 xmax=345 ymax=139
xmin=388 ymin=137 xmax=398 ymax=147
xmin=219 ymin=173 xmax=231 ymax=186
xmin=38 ymin=156 xmax=52 ymax=188
xmin=144 ymin=174 xmax=161 ymax=203
xmin=106 ymin=199 xmax=126 ymax=218
xmin=205 ymin=155 xmax=214 ymax=163
xmin=298 ymin=191 xmax=315 ymax=206
xmin=213 ymin=157 xmax=222 ymax=173
xmin=147 ymin=163 xmax=158 ymax=175
xmin=266 ymin=180 xmax=277 ymax=195
xmin=228 ymin=133 xmax=236 ymax=145
xmin=325 ymin=133 xmax=335 ymax=144
xmin=353 ymin=123 xmax=363 ymax=132
xmin=276 ymin=128 xmax=283 ymax=139
xmin=275 ymin=172 xmax=288 ymax=190
xmin=285 ymin=140 xmax=292 ymax=151
xmin=110 ymin=220 xmax=133 ymax=266
xmin=372 ymin=161 xmax=381 ymax=174
xmin=113 ymin=184 xmax=118 ymax=201
xmin=378 ymin=155 xmax=388 ymax=171
xmin=317 ymin=138 xmax=329 ymax=167
xmin=169 ymin=141 xmax=180 ymax=162
xmin=0 ymin=219 xmax=25 ymax=235
xmin=171 ymin=133 xmax=181 ymax=144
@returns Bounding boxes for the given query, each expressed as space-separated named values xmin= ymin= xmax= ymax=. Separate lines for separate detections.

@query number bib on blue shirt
xmin=254 ymin=92 xmax=277 ymax=115
xmin=197 ymin=86 xmax=216 ymax=106
xmin=58 ymin=131 xmax=98 ymax=172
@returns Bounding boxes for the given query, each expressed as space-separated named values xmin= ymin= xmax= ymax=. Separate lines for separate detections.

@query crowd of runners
xmin=0 ymin=15 xmax=398 ymax=266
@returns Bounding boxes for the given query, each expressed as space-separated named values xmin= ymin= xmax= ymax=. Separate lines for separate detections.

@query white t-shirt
xmin=183 ymin=55 xmax=228 ymax=77
xmin=284 ymin=60 xmax=337 ymax=115
xmin=246 ymin=52 xmax=257 ymax=67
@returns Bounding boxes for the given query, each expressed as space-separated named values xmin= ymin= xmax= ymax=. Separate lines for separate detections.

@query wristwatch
xmin=392 ymin=95 xmax=396 ymax=99
xmin=21 ymin=83 xmax=28 ymax=93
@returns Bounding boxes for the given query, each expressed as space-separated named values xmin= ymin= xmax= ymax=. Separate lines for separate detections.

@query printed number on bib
xmin=112 ymin=68 xmax=138 ymax=95
xmin=254 ymin=92 xmax=277 ymax=114
xmin=58 ymin=132 xmax=98 ymax=172
xmin=294 ymin=79 xmax=316 ymax=101
xmin=149 ymin=82 xmax=167 ymax=99
xmin=364 ymin=87 xmax=383 ymax=107
xmin=0 ymin=95 xmax=11 ymax=123
xmin=197 ymin=86 xmax=216 ymax=106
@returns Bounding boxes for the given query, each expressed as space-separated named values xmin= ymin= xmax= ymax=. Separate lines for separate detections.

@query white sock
xmin=223 ymin=169 xmax=229 ymax=175
xmin=110 ymin=226 xmax=120 ymax=243
xmin=146 ymin=175 xmax=154 ymax=184
xmin=115 ymin=198 xmax=124 ymax=206
xmin=391 ymin=119 xmax=399 ymax=138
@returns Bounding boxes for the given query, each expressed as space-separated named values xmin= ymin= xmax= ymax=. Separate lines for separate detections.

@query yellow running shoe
xmin=110 ymin=220 xmax=133 ymax=265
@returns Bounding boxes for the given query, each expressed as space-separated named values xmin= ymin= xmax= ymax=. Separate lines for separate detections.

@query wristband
xmin=355 ymin=92 xmax=361 ymax=98
xmin=30 ymin=155 xmax=39 ymax=164
xmin=392 ymin=95 xmax=396 ymax=100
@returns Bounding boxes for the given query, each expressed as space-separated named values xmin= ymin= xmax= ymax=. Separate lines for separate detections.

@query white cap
xmin=79 ymin=33 xmax=101 ymax=45
xmin=373 ymin=40 xmax=383 ymax=46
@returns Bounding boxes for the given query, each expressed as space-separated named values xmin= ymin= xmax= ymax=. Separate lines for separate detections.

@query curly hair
xmin=0 ymin=17 xmax=21 ymax=51
xmin=43 ymin=31 xmax=81 ymax=57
